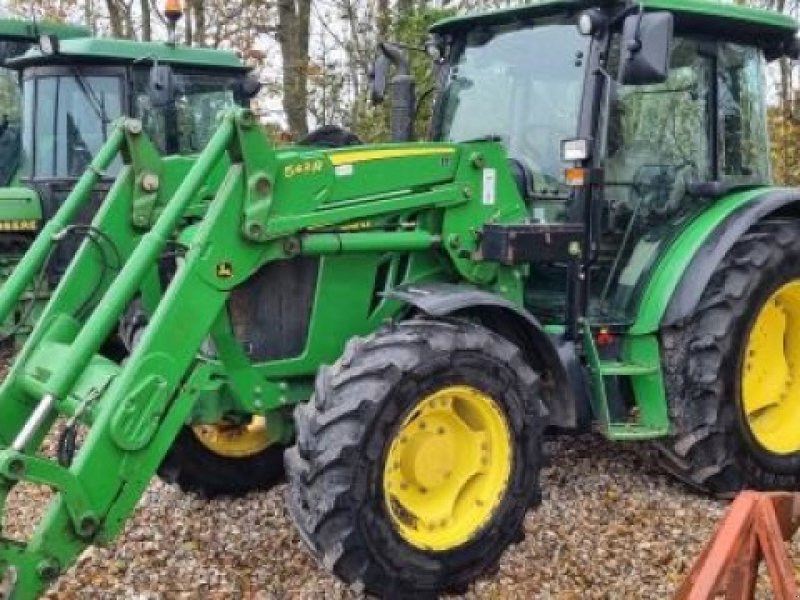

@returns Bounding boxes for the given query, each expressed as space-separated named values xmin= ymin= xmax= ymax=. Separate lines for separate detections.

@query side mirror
xmin=620 ymin=11 xmax=673 ymax=86
xmin=237 ymin=73 xmax=262 ymax=101
xmin=370 ymin=53 xmax=390 ymax=105
xmin=148 ymin=63 xmax=176 ymax=108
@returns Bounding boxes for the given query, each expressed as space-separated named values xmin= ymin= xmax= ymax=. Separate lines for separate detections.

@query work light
xmin=38 ymin=34 xmax=59 ymax=56
xmin=561 ymin=138 xmax=591 ymax=162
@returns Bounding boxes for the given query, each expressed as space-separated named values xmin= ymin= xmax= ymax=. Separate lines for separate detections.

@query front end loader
xmin=1 ymin=0 xmax=800 ymax=597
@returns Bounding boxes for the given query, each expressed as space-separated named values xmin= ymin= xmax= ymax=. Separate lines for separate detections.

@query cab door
xmin=590 ymin=37 xmax=714 ymax=322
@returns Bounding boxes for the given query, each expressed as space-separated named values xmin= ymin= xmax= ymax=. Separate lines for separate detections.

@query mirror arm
xmin=595 ymin=67 xmax=615 ymax=161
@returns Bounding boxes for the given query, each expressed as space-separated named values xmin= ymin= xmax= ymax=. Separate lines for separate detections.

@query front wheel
xmin=285 ymin=319 xmax=546 ymax=597
xmin=659 ymin=219 xmax=800 ymax=494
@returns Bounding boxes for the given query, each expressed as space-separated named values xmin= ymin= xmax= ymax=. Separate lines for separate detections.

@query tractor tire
xmin=121 ymin=301 xmax=286 ymax=497
xmin=658 ymin=219 xmax=800 ymax=495
xmin=158 ymin=425 xmax=285 ymax=497
xmin=285 ymin=318 xmax=545 ymax=598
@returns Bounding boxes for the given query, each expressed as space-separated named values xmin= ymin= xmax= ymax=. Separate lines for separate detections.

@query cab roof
xmin=10 ymin=37 xmax=247 ymax=71
xmin=0 ymin=18 xmax=89 ymax=41
xmin=431 ymin=0 xmax=798 ymax=55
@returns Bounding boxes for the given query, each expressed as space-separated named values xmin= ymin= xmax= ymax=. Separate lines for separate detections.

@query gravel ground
xmin=3 ymin=432 xmax=737 ymax=599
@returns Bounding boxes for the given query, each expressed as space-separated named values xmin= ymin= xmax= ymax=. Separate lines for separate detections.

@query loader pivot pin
xmin=11 ymin=394 xmax=56 ymax=452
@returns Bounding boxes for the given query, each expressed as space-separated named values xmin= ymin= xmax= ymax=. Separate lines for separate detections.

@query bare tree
xmin=278 ymin=0 xmax=311 ymax=135
xmin=141 ymin=0 xmax=152 ymax=40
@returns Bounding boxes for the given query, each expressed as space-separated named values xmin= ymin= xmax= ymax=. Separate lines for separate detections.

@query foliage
xmin=352 ymin=6 xmax=455 ymax=143
xmin=769 ymin=107 xmax=800 ymax=185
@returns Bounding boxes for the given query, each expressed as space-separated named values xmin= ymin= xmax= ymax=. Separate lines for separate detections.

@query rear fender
xmin=631 ymin=187 xmax=800 ymax=334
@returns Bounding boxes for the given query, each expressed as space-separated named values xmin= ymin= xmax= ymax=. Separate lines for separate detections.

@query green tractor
xmin=0 ymin=33 xmax=256 ymax=340
xmin=0 ymin=19 xmax=89 ymax=245
xmin=0 ymin=0 xmax=799 ymax=597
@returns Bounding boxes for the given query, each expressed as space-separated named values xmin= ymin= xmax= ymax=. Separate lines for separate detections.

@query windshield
xmin=435 ymin=19 xmax=589 ymax=185
xmin=22 ymin=73 xmax=123 ymax=179
xmin=132 ymin=69 xmax=244 ymax=154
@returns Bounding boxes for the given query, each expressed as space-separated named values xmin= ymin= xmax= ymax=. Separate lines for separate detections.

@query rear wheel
xmin=659 ymin=219 xmax=800 ymax=495
xmin=285 ymin=319 xmax=545 ymax=597
xmin=158 ymin=418 xmax=285 ymax=497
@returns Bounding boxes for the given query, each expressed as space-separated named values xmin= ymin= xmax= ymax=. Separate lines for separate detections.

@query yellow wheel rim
xmin=382 ymin=385 xmax=512 ymax=551
xmin=192 ymin=416 xmax=271 ymax=458
xmin=742 ymin=280 xmax=800 ymax=454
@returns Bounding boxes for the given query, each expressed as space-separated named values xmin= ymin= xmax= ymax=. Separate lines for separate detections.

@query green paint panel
xmin=0 ymin=187 xmax=42 ymax=222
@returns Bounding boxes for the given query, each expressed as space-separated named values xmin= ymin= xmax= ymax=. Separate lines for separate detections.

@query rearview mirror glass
xmin=148 ymin=63 xmax=176 ymax=108
xmin=369 ymin=53 xmax=389 ymax=105
xmin=620 ymin=11 xmax=673 ymax=86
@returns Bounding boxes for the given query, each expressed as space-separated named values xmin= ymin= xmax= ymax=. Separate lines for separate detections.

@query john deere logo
xmin=216 ymin=262 xmax=233 ymax=278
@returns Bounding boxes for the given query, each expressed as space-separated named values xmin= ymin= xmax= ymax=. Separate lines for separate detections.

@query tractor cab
xmin=0 ymin=19 xmax=89 ymax=187
xmin=6 ymin=38 xmax=255 ymax=277
xmin=426 ymin=0 xmax=797 ymax=327
xmin=10 ymin=38 xmax=253 ymax=192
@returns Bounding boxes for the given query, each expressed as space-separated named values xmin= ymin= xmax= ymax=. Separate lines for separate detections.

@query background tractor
xmin=0 ymin=0 xmax=799 ymax=598
xmin=0 ymin=28 xmax=256 ymax=342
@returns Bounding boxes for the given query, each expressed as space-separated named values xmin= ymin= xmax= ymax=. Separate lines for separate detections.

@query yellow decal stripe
xmin=328 ymin=147 xmax=455 ymax=166
xmin=0 ymin=220 xmax=38 ymax=232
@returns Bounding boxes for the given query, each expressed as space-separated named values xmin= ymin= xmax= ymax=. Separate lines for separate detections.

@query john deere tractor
xmin=0 ymin=33 xmax=256 ymax=341
xmin=0 ymin=0 xmax=799 ymax=597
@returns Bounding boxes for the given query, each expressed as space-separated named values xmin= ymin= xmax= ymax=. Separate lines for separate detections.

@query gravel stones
xmin=7 ymin=434 xmax=740 ymax=598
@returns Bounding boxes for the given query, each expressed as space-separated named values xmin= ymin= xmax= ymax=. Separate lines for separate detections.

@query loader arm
xmin=0 ymin=108 xmax=528 ymax=598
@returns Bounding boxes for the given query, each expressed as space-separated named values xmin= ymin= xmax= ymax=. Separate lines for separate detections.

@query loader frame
xmin=0 ymin=109 xmax=533 ymax=597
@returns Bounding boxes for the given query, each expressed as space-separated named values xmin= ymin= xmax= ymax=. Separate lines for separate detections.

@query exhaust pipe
xmin=371 ymin=42 xmax=416 ymax=142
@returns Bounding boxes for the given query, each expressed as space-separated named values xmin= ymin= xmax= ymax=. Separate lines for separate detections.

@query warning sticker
xmin=482 ymin=168 xmax=496 ymax=205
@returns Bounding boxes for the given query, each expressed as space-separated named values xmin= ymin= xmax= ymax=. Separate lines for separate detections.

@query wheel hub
xmin=742 ymin=281 xmax=800 ymax=454
xmin=383 ymin=385 xmax=512 ymax=551
xmin=192 ymin=415 xmax=270 ymax=458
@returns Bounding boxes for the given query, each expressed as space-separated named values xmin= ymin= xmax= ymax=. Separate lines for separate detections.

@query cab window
xmin=23 ymin=73 xmax=123 ymax=179
xmin=718 ymin=43 xmax=769 ymax=184
xmin=132 ymin=68 xmax=243 ymax=154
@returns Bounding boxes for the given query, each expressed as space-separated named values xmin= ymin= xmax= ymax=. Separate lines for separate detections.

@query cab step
xmin=582 ymin=323 xmax=670 ymax=440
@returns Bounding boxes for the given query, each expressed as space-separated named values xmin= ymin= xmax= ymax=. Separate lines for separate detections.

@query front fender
xmin=386 ymin=283 xmax=581 ymax=428
xmin=631 ymin=186 xmax=800 ymax=334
